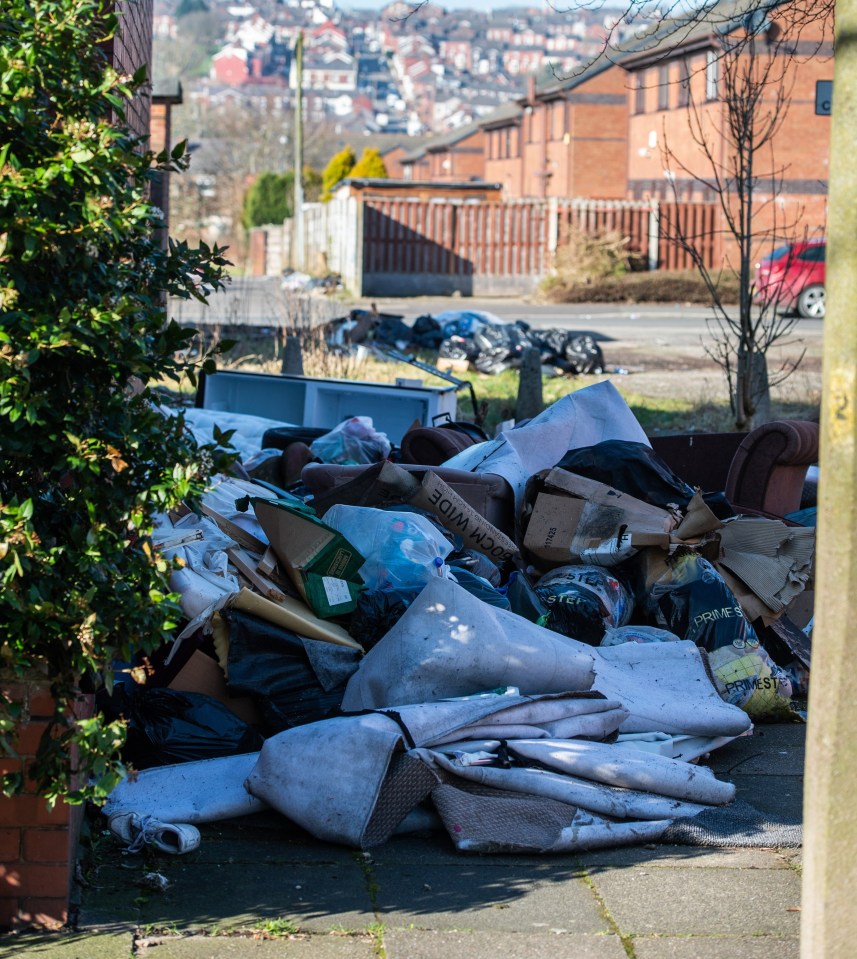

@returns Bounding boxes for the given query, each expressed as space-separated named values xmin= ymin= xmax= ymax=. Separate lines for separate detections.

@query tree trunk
xmin=734 ymin=348 xmax=771 ymax=430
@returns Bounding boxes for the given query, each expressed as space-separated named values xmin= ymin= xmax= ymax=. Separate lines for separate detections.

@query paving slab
xmin=588 ymin=865 xmax=802 ymax=937
xmin=0 ymin=932 xmax=132 ymax=959
xmin=728 ymin=775 xmax=803 ymax=821
xmin=578 ymin=845 xmax=790 ymax=870
xmin=369 ymin=835 xmax=589 ymax=870
xmin=372 ymin=862 xmax=608 ymax=934
xmin=82 ymin=859 xmax=375 ymax=935
xmin=707 ymin=725 xmax=805 ymax=776
xmin=632 ymin=934 xmax=800 ymax=959
xmin=384 ymin=929 xmax=629 ymax=959
xmin=130 ymin=933 xmax=376 ymax=958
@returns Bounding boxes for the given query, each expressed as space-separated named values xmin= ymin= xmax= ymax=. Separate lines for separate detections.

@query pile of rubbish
xmin=281 ymin=269 xmax=343 ymax=294
xmin=104 ymin=383 xmax=814 ymax=859
xmin=327 ymin=307 xmax=606 ymax=376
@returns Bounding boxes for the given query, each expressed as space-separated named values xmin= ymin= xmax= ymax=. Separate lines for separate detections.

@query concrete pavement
xmin=0 ymin=724 xmax=804 ymax=959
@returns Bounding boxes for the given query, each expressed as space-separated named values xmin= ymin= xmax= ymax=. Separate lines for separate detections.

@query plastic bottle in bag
xmin=323 ymin=504 xmax=452 ymax=591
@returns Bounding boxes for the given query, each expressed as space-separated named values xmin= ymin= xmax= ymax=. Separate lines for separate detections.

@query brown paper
xmin=227 ymin=588 xmax=363 ymax=651
xmin=674 ymin=491 xmax=723 ymax=540
xmin=168 ymin=649 xmax=262 ymax=726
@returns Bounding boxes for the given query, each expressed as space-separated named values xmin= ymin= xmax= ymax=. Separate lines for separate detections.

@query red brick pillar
xmin=0 ymin=680 xmax=88 ymax=930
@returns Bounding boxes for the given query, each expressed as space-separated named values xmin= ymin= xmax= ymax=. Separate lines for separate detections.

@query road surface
xmin=171 ymin=278 xmax=824 ymax=353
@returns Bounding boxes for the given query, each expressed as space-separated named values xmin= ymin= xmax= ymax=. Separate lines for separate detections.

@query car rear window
xmin=798 ymin=244 xmax=826 ymax=262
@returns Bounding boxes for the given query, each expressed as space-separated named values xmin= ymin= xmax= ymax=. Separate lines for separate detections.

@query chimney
xmin=527 ymin=74 xmax=536 ymax=105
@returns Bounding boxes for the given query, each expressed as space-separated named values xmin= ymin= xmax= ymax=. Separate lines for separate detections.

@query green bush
xmin=242 ymin=166 xmax=324 ymax=227
xmin=321 ymin=145 xmax=356 ymax=200
xmin=243 ymin=171 xmax=293 ymax=228
xmin=0 ymin=0 xmax=231 ymax=803
xmin=350 ymin=147 xmax=388 ymax=179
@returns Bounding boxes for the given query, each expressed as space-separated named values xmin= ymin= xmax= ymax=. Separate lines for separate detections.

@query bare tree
xmin=654 ymin=4 xmax=831 ymax=429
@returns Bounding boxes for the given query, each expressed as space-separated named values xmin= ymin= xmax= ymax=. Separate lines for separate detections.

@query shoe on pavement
xmin=108 ymin=812 xmax=201 ymax=855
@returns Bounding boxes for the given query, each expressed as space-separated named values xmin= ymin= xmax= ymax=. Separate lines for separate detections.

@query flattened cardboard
xmin=228 ymin=587 xmax=363 ymax=651
xmin=409 ymin=469 xmax=519 ymax=565
xmin=308 ymin=462 xmax=518 ymax=565
xmin=251 ymin=498 xmax=364 ymax=617
xmin=717 ymin=517 xmax=815 ymax=614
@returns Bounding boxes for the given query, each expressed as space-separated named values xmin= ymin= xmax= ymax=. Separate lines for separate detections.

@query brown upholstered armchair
xmin=651 ymin=419 xmax=819 ymax=518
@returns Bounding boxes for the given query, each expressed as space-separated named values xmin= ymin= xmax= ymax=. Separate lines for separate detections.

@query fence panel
xmin=656 ymin=202 xmax=718 ymax=270
xmin=297 ymin=195 xmax=718 ymax=295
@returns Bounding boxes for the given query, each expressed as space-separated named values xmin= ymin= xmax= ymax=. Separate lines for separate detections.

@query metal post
xmin=647 ymin=198 xmax=659 ymax=272
xmin=293 ymin=31 xmax=304 ymax=272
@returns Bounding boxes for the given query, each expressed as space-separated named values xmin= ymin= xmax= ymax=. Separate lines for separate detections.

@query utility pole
xmin=801 ymin=0 xmax=857 ymax=955
xmin=293 ymin=30 xmax=305 ymax=271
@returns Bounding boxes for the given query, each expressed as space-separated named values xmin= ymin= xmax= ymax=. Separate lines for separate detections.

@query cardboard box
xmin=251 ymin=498 xmax=364 ymax=618
xmin=406 ymin=469 xmax=519 ymax=565
xmin=523 ymin=469 xmax=677 ymax=568
xmin=168 ymin=648 xmax=262 ymax=727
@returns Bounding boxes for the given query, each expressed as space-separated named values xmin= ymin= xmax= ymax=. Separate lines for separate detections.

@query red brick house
xmin=400 ymin=121 xmax=486 ymax=182
xmin=211 ymin=44 xmax=250 ymax=86
xmin=482 ymin=58 xmax=630 ymax=200
xmin=623 ymin=0 xmax=834 ymax=251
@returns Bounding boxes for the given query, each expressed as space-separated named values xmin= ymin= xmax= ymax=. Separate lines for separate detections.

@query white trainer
xmin=108 ymin=812 xmax=201 ymax=855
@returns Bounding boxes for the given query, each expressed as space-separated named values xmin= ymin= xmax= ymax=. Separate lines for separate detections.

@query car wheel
xmin=797 ymin=284 xmax=825 ymax=319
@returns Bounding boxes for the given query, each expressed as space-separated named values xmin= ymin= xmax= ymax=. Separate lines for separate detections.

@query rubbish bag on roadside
xmin=224 ymin=609 xmax=360 ymax=734
xmin=558 ymin=333 xmax=605 ymax=374
xmin=123 ymin=688 xmax=264 ymax=769
xmin=535 ymin=565 xmax=634 ymax=645
xmin=411 ymin=314 xmax=444 ymax=348
xmin=531 ymin=330 xmax=605 ymax=374
xmin=438 ymin=335 xmax=478 ymax=363
xmin=644 ymin=553 xmax=794 ymax=718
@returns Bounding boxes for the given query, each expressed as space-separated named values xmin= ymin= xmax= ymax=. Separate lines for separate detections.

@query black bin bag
xmin=349 ymin=587 xmax=423 ymax=651
xmin=224 ymin=609 xmax=361 ymax=734
xmin=124 ymin=687 xmax=264 ymax=769
xmin=557 ymin=440 xmax=734 ymax=518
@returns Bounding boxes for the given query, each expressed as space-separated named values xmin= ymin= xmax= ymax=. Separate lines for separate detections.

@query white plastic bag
xmin=323 ymin=504 xmax=452 ymax=591
xmin=310 ymin=417 xmax=391 ymax=465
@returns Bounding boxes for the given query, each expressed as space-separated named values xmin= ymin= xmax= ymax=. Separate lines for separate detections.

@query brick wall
xmin=625 ymin=0 xmax=833 ymax=253
xmin=0 ymin=681 xmax=90 ymax=930
xmin=428 ymin=129 xmax=486 ymax=181
xmin=103 ymin=0 xmax=154 ymax=141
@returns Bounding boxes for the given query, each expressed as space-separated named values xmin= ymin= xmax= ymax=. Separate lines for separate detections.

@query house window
xmin=504 ymin=127 xmax=511 ymax=158
xmin=706 ymin=50 xmax=719 ymax=100
xmin=658 ymin=65 xmax=669 ymax=110
xmin=678 ymin=58 xmax=690 ymax=107
xmin=634 ymin=73 xmax=646 ymax=114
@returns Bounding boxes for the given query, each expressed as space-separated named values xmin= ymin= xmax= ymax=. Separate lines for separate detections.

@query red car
xmin=754 ymin=238 xmax=826 ymax=318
